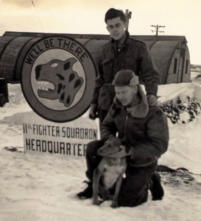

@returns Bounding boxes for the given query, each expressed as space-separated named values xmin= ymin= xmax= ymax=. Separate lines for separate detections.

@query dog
xmin=92 ymin=138 xmax=130 ymax=208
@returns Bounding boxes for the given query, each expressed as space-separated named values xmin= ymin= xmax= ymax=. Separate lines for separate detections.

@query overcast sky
xmin=0 ymin=0 xmax=201 ymax=64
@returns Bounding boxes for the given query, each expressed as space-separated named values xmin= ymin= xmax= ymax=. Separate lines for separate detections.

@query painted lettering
xmin=25 ymin=139 xmax=87 ymax=156
xmin=43 ymin=38 xmax=54 ymax=49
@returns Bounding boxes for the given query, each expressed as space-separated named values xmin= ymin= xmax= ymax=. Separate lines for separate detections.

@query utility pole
xmin=151 ymin=24 xmax=166 ymax=36
xmin=30 ymin=0 xmax=35 ymax=7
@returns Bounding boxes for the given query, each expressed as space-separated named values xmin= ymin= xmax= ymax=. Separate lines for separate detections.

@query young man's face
xmin=106 ymin=17 xmax=126 ymax=40
xmin=114 ymin=85 xmax=137 ymax=106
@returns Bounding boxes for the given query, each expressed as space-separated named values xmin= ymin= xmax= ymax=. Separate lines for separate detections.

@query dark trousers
xmin=85 ymin=140 xmax=156 ymax=207
xmin=86 ymin=140 xmax=104 ymax=180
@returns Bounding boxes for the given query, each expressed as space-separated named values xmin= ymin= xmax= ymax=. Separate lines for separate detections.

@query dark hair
xmin=104 ymin=8 xmax=126 ymax=23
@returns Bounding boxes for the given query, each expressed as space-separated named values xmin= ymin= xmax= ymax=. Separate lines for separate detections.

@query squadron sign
xmin=22 ymin=112 xmax=98 ymax=156
xmin=21 ymin=36 xmax=97 ymax=122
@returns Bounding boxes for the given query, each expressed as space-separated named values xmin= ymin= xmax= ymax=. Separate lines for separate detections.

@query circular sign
xmin=21 ymin=36 xmax=97 ymax=122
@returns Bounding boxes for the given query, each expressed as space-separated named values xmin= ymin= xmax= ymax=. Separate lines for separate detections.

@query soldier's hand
xmin=129 ymin=149 xmax=135 ymax=160
xmin=89 ymin=104 xmax=98 ymax=120
xmin=147 ymin=94 xmax=158 ymax=106
xmin=105 ymin=137 xmax=121 ymax=146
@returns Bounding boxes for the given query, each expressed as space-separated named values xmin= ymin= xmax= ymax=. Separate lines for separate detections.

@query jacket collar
xmin=110 ymin=31 xmax=129 ymax=42
xmin=110 ymin=31 xmax=129 ymax=50
xmin=114 ymin=85 xmax=149 ymax=118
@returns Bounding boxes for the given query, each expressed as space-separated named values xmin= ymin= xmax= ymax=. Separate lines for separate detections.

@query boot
xmin=77 ymin=181 xmax=93 ymax=199
xmin=150 ymin=172 xmax=164 ymax=200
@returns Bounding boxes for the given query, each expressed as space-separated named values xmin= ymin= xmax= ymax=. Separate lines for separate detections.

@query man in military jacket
xmin=89 ymin=8 xmax=159 ymax=128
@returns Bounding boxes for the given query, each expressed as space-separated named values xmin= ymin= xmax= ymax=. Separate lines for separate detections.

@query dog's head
xmin=35 ymin=58 xmax=83 ymax=107
xmin=98 ymin=138 xmax=130 ymax=158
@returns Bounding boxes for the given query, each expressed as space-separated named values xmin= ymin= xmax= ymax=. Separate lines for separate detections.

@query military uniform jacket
xmin=91 ymin=32 xmax=160 ymax=110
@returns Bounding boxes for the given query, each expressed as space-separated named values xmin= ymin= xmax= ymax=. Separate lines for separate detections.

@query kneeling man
xmin=78 ymin=69 xmax=169 ymax=207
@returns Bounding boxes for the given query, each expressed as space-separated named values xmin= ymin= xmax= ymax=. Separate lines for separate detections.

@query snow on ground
xmin=0 ymin=79 xmax=201 ymax=221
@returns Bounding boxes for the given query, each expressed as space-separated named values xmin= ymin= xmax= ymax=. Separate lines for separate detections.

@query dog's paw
xmin=111 ymin=201 xmax=119 ymax=208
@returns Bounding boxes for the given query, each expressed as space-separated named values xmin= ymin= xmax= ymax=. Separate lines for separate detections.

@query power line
xmin=30 ymin=0 xmax=46 ymax=32
xmin=151 ymin=24 xmax=166 ymax=36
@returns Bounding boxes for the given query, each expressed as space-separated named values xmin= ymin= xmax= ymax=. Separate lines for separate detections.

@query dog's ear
xmin=119 ymin=145 xmax=132 ymax=156
xmin=97 ymin=144 xmax=107 ymax=156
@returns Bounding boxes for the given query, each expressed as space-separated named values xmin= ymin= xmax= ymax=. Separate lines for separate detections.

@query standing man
xmin=77 ymin=70 xmax=169 ymax=206
xmin=89 ymin=8 xmax=159 ymax=129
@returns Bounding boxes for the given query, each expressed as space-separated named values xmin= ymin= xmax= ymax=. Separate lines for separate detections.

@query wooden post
xmin=125 ymin=9 xmax=132 ymax=31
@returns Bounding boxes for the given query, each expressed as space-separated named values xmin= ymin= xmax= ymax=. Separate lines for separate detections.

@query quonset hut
xmin=141 ymin=35 xmax=191 ymax=84
xmin=0 ymin=31 xmax=191 ymax=84
xmin=0 ymin=31 xmax=191 ymax=105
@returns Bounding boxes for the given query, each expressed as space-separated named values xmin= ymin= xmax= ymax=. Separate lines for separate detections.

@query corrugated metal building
xmin=0 ymin=31 xmax=190 ymax=84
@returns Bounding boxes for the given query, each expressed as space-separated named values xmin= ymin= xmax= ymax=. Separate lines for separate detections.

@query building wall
xmin=166 ymin=44 xmax=190 ymax=83
xmin=166 ymin=49 xmax=181 ymax=83
xmin=181 ymin=47 xmax=191 ymax=82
